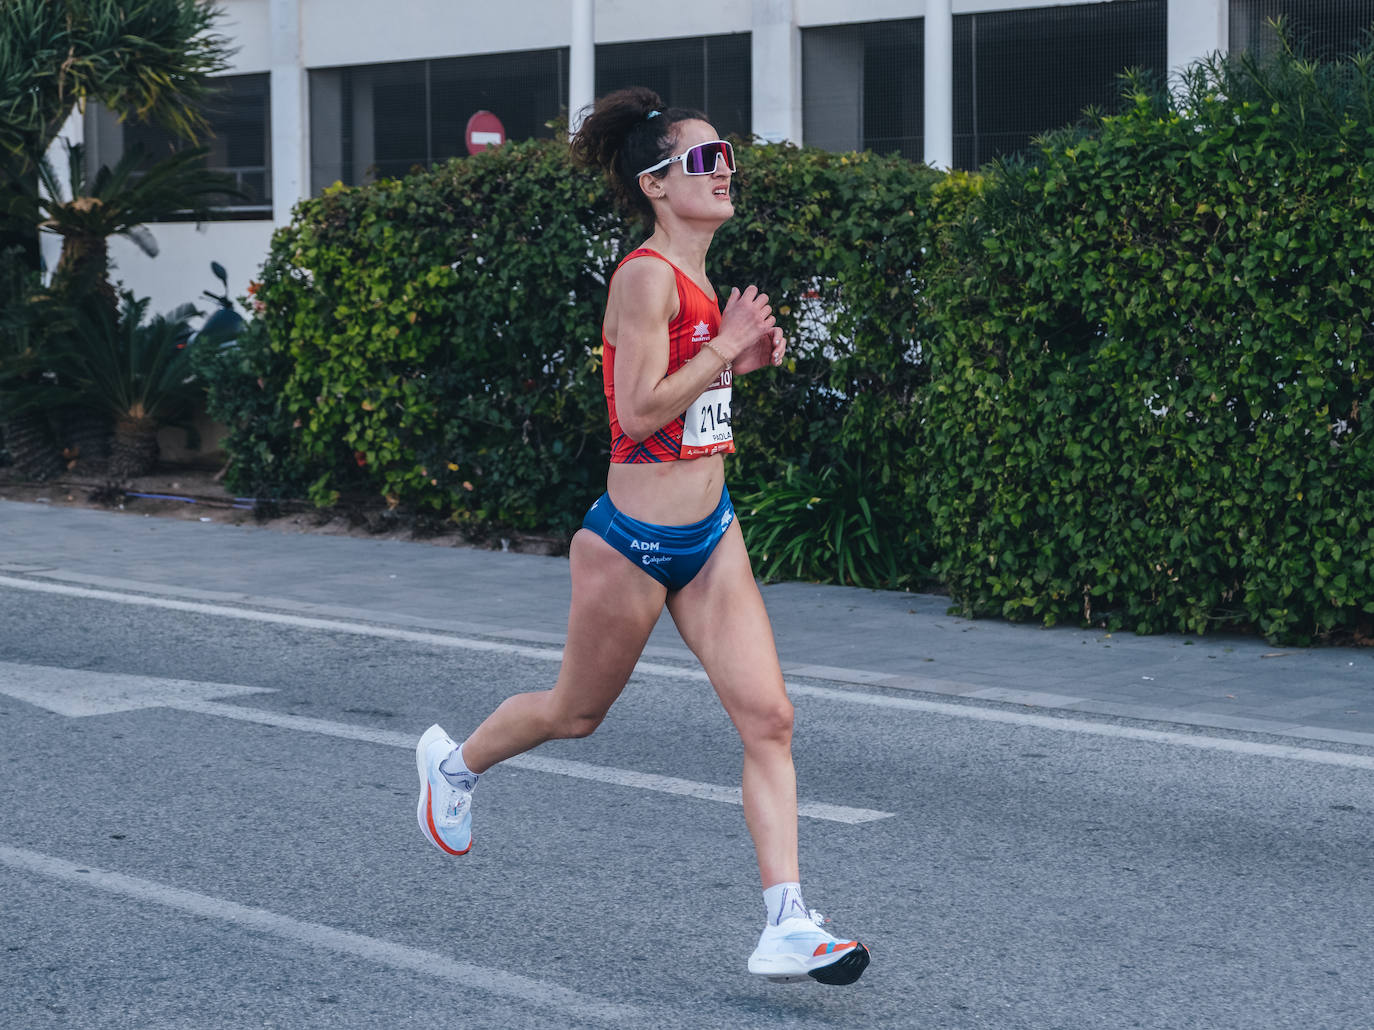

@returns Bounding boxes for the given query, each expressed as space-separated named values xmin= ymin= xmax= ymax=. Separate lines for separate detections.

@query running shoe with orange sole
xmin=748 ymin=910 xmax=871 ymax=985
xmin=415 ymin=724 xmax=472 ymax=856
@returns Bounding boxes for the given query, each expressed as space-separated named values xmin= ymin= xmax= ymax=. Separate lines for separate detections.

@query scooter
xmin=192 ymin=261 xmax=246 ymax=347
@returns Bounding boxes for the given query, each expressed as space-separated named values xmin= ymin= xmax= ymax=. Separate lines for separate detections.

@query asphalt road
xmin=2 ymin=580 xmax=1372 ymax=1029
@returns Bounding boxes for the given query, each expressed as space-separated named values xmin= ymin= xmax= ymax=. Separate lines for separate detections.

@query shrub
xmin=737 ymin=457 xmax=908 ymax=588
xmin=190 ymin=313 xmax=313 ymax=502
xmin=922 ymin=45 xmax=1374 ymax=643
xmin=58 ymin=293 xmax=205 ymax=477
xmin=238 ymin=139 xmax=619 ymax=534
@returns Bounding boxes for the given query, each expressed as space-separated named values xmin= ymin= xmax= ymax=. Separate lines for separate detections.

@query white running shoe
xmin=415 ymin=724 xmax=472 ymax=855
xmin=748 ymin=910 xmax=870 ymax=985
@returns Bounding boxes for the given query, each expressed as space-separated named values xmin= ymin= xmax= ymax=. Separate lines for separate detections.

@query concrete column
xmin=1169 ymin=0 xmax=1228 ymax=85
xmin=924 ymin=0 xmax=953 ymax=169
xmin=570 ymin=0 xmax=595 ymax=133
xmin=269 ymin=0 xmax=308 ymax=224
xmin=751 ymin=0 xmax=802 ymax=144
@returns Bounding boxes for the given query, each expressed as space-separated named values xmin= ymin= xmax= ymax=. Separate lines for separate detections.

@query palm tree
xmin=0 ymin=141 xmax=237 ymax=476
xmin=58 ymin=293 xmax=205 ymax=479
xmin=1 ymin=1 xmax=235 ymax=478
xmin=0 ymin=246 xmax=69 ymax=479
xmin=0 ymin=0 xmax=230 ymax=174
xmin=1 ymin=0 xmax=231 ymax=265
xmin=16 ymin=140 xmax=239 ymax=311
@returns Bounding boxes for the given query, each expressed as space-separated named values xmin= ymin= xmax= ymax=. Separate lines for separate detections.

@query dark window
xmin=953 ymin=0 xmax=1166 ymax=170
xmin=89 ymin=73 xmax=272 ymax=219
xmin=595 ymin=34 xmax=752 ymax=139
xmin=310 ymin=49 xmax=567 ymax=192
xmin=802 ymin=19 xmax=923 ymax=160
xmin=1231 ymin=0 xmax=1374 ymax=61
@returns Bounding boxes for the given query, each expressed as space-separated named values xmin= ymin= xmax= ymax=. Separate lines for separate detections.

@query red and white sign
xmin=465 ymin=111 xmax=506 ymax=155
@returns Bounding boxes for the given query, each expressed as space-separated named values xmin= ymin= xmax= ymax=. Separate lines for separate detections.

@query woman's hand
xmin=716 ymin=286 xmax=787 ymax=376
xmin=730 ymin=325 xmax=786 ymax=376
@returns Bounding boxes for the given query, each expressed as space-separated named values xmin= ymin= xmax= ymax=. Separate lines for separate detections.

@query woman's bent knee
xmin=741 ymin=698 xmax=794 ymax=746
xmin=554 ymin=710 xmax=607 ymax=740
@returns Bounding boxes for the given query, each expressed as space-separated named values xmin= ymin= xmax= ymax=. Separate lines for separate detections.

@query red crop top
xmin=603 ymin=248 xmax=735 ymax=464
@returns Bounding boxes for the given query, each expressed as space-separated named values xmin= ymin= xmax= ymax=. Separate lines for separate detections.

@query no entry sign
xmin=465 ymin=110 xmax=506 ymax=155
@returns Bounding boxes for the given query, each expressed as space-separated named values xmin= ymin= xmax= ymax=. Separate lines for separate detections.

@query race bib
xmin=681 ymin=368 xmax=734 ymax=459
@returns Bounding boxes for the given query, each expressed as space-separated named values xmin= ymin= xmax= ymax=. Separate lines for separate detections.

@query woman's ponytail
xmin=571 ymin=87 xmax=707 ymax=224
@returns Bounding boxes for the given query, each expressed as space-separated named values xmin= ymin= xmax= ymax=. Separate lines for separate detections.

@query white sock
xmin=763 ymin=882 xmax=809 ymax=926
xmin=438 ymin=744 xmax=479 ymax=792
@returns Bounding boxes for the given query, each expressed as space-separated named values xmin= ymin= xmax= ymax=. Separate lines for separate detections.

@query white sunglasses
xmin=637 ymin=139 xmax=736 ymax=178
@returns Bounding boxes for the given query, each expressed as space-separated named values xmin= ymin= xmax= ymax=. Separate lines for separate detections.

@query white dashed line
xmin=0 ymin=845 xmax=647 ymax=1025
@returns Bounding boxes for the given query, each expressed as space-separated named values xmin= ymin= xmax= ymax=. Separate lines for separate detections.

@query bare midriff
xmin=604 ymin=451 xmax=727 ymax=526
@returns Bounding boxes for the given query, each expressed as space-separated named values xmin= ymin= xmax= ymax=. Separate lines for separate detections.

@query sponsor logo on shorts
xmin=720 ymin=509 xmax=734 ymax=531
xmin=642 ymin=554 xmax=672 ymax=566
xmin=628 ymin=539 xmax=660 ymax=551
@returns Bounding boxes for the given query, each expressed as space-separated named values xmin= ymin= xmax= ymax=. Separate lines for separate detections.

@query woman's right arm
xmin=607 ymin=261 xmax=779 ymax=442
xmin=607 ymin=259 xmax=725 ymax=443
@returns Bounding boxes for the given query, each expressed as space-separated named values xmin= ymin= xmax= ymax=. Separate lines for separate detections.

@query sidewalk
xmin=2 ymin=498 xmax=1372 ymax=750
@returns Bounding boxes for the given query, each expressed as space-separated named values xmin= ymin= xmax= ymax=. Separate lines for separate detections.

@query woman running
xmin=415 ymin=86 xmax=870 ymax=986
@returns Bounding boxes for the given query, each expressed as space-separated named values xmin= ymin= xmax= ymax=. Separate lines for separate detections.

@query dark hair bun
xmin=571 ymin=86 xmax=708 ymax=224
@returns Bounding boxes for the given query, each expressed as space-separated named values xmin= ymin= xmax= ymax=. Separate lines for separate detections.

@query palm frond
xmin=1 ymin=0 xmax=233 ymax=171
xmin=58 ymin=291 xmax=201 ymax=423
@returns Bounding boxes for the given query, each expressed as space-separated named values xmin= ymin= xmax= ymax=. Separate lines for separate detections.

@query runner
xmin=416 ymin=86 xmax=870 ymax=986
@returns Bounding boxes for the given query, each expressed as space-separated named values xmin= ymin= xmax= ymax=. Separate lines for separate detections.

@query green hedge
xmin=922 ymin=51 xmax=1374 ymax=644
xmin=237 ymin=140 xmax=620 ymax=534
xmin=206 ymin=42 xmax=1374 ymax=642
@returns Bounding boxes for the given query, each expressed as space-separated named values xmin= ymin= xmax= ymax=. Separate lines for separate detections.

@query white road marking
xmin=178 ymin=699 xmax=892 ymax=823
xmin=0 ymin=844 xmax=645 ymax=1026
xmin=4 ymin=575 xmax=1373 ymax=773
xmin=0 ymin=663 xmax=892 ymax=825
xmin=785 ymin=682 xmax=1374 ymax=772
xmin=0 ymin=664 xmax=272 ymax=716
xmin=0 ymin=574 xmax=617 ymax=668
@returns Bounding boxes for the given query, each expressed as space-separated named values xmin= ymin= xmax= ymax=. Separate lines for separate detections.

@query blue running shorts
xmin=581 ymin=486 xmax=735 ymax=590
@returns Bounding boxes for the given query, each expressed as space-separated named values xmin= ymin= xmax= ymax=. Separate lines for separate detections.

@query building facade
xmin=45 ymin=0 xmax=1374 ymax=314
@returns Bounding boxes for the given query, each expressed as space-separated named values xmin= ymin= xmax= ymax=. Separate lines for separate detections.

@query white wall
xmin=1168 ymin=0 xmax=1228 ymax=80
xmin=795 ymin=0 xmax=1119 ymax=25
xmin=798 ymin=0 xmax=923 ymax=27
xmin=219 ymin=0 xmax=271 ymax=73
xmin=50 ymin=221 xmax=278 ymax=323
xmin=593 ymin=1 xmax=749 ymax=44
xmin=292 ymin=0 xmax=751 ymax=67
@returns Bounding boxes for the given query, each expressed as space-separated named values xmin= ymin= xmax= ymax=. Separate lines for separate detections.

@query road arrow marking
xmin=0 ymin=663 xmax=892 ymax=825
xmin=0 ymin=844 xmax=648 ymax=1026
xmin=0 ymin=662 xmax=271 ymax=716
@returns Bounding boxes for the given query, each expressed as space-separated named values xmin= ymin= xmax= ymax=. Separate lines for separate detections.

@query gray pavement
xmin=2 ymin=498 xmax=1372 ymax=750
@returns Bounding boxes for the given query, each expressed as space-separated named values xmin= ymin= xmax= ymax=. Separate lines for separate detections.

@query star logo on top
xmin=691 ymin=321 xmax=712 ymax=343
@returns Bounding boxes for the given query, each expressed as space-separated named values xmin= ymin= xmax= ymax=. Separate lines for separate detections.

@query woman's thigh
xmin=665 ymin=522 xmax=789 ymax=730
xmin=551 ymin=528 xmax=670 ymax=721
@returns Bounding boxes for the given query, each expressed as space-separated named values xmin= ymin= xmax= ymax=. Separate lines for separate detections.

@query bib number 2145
xmin=681 ymin=368 xmax=734 ymax=459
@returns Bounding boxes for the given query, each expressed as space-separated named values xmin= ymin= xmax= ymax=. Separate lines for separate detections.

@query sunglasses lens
xmin=684 ymin=141 xmax=734 ymax=174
